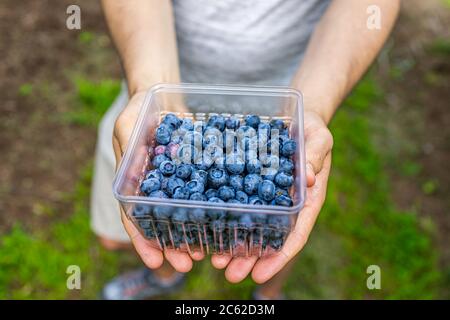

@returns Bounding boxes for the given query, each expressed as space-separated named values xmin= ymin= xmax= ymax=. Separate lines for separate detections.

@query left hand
xmin=210 ymin=110 xmax=333 ymax=283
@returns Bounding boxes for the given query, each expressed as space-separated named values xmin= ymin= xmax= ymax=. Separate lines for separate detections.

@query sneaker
xmin=101 ymin=267 xmax=185 ymax=300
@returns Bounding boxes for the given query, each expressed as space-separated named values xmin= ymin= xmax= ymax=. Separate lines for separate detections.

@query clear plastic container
xmin=113 ymin=83 xmax=306 ymax=257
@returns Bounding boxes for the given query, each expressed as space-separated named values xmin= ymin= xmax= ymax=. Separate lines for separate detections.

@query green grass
xmin=63 ymin=77 xmax=121 ymax=126
xmin=18 ymin=83 xmax=33 ymax=96
xmin=0 ymin=75 xmax=442 ymax=299
xmin=428 ymin=38 xmax=450 ymax=57
xmin=0 ymin=165 xmax=120 ymax=299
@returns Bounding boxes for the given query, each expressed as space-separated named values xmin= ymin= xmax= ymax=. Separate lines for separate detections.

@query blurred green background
xmin=0 ymin=1 xmax=449 ymax=299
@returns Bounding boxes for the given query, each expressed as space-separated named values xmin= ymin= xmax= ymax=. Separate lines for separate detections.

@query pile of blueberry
xmin=132 ymin=113 xmax=297 ymax=253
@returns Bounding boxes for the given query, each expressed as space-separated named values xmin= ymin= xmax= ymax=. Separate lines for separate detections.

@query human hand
xmin=210 ymin=110 xmax=333 ymax=283
xmin=113 ymin=91 xmax=203 ymax=273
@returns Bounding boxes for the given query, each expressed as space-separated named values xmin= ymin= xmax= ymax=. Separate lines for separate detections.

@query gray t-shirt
xmin=173 ymin=0 xmax=331 ymax=85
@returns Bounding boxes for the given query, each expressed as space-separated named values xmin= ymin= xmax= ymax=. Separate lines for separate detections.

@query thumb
xmin=304 ymin=127 xmax=333 ymax=187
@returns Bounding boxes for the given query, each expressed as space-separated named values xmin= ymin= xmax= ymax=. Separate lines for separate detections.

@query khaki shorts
xmin=90 ymin=84 xmax=130 ymax=242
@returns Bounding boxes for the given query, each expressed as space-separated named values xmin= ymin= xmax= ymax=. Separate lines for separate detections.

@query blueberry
xmin=274 ymin=195 xmax=293 ymax=207
xmin=239 ymin=135 xmax=258 ymax=152
xmin=152 ymin=154 xmax=170 ymax=169
xmin=236 ymin=125 xmax=257 ymax=139
xmin=145 ymin=169 xmax=163 ymax=181
xmin=258 ymin=126 xmax=270 ymax=145
xmin=275 ymin=187 xmax=289 ymax=197
xmin=175 ymin=163 xmax=193 ymax=180
xmin=235 ymin=191 xmax=248 ymax=204
xmin=279 ymin=128 xmax=289 ymax=137
xmin=154 ymin=145 xmax=166 ymax=156
xmin=196 ymin=153 xmax=214 ymax=171
xmin=248 ymin=195 xmax=267 ymax=205
xmin=138 ymin=219 xmax=152 ymax=229
xmin=180 ymin=118 xmax=194 ymax=131
xmin=261 ymin=168 xmax=277 ymax=181
xmin=172 ymin=208 xmax=189 ymax=223
xmin=207 ymin=115 xmax=226 ymax=131
xmin=164 ymin=176 xmax=185 ymax=196
xmin=214 ymin=156 xmax=226 ymax=170
xmin=132 ymin=204 xmax=151 ymax=217
xmin=279 ymin=157 xmax=294 ymax=173
xmin=190 ymin=192 xmax=207 ymax=201
xmin=225 ymin=153 xmax=245 ymax=175
xmin=227 ymin=199 xmax=241 ymax=204
xmin=164 ymin=142 xmax=180 ymax=159
xmin=261 ymin=154 xmax=280 ymax=170
xmin=258 ymin=180 xmax=276 ymax=201
xmin=258 ymin=122 xmax=271 ymax=134
xmin=173 ymin=186 xmax=190 ymax=200
xmin=203 ymin=127 xmax=223 ymax=149
xmin=153 ymin=206 xmax=172 ymax=221
xmin=190 ymin=169 xmax=208 ymax=185
xmin=243 ymin=174 xmax=262 ymax=195
xmin=251 ymin=213 xmax=267 ymax=224
xmin=162 ymin=113 xmax=181 ymax=130
xmin=144 ymin=228 xmax=157 ymax=239
xmin=281 ymin=139 xmax=297 ymax=157
xmin=267 ymin=214 xmax=290 ymax=228
xmin=239 ymin=214 xmax=253 ymax=229
xmin=155 ymin=124 xmax=172 ymax=145
xmin=229 ymin=175 xmax=244 ymax=191
xmin=186 ymin=179 xmax=205 ymax=194
xmin=225 ymin=116 xmax=240 ymax=130
xmin=270 ymin=119 xmax=286 ymax=131
xmin=218 ymin=185 xmax=236 ymax=201
xmin=189 ymin=208 xmax=207 ymax=223
xmin=159 ymin=160 xmax=177 ymax=176
xmin=246 ymin=158 xmax=261 ymax=174
xmin=274 ymin=172 xmax=294 ymax=188
xmin=223 ymin=129 xmax=237 ymax=152
xmin=175 ymin=144 xmax=200 ymax=164
xmin=205 ymin=188 xmax=218 ymax=199
xmin=170 ymin=133 xmax=183 ymax=144
xmin=208 ymin=168 xmax=229 ymax=189
xmin=245 ymin=115 xmax=260 ymax=129
xmin=207 ymin=197 xmax=226 ymax=220
xmin=269 ymin=237 xmax=284 ymax=250
xmin=140 ymin=178 xmax=161 ymax=195
xmin=210 ymin=219 xmax=226 ymax=232
xmin=148 ymin=190 xmax=169 ymax=198
xmin=267 ymin=138 xmax=280 ymax=154
xmin=183 ymin=131 xmax=203 ymax=146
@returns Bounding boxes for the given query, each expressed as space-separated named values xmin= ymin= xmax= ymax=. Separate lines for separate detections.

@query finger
xmin=164 ymin=249 xmax=193 ymax=273
xmin=189 ymin=251 xmax=205 ymax=261
xmin=211 ymin=254 xmax=232 ymax=269
xmin=306 ymin=163 xmax=316 ymax=187
xmin=252 ymin=154 xmax=332 ymax=283
xmin=121 ymin=211 xmax=164 ymax=269
xmin=113 ymin=92 xmax=147 ymax=152
xmin=305 ymin=127 xmax=333 ymax=177
xmin=225 ymin=256 xmax=258 ymax=283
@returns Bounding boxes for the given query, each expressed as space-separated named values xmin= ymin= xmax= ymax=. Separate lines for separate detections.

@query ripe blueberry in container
xmin=159 ymin=160 xmax=177 ymax=176
xmin=113 ymin=84 xmax=306 ymax=257
xmin=155 ymin=124 xmax=172 ymax=145
xmin=175 ymin=163 xmax=193 ymax=180
xmin=140 ymin=178 xmax=161 ymax=195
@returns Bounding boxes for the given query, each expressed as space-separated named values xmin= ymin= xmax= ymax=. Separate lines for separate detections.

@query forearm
xmin=292 ymin=0 xmax=400 ymax=124
xmin=101 ymin=0 xmax=180 ymax=95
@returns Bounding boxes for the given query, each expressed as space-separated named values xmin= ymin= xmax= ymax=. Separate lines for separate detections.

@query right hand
xmin=113 ymin=91 xmax=203 ymax=273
